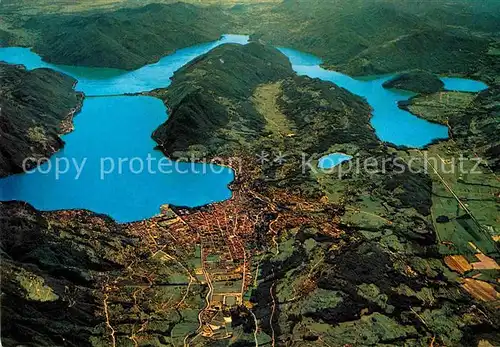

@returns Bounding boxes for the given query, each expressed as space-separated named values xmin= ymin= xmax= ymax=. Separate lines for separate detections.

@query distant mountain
xmin=341 ymin=29 xmax=494 ymax=79
xmin=24 ymin=3 xmax=230 ymax=69
xmin=249 ymin=0 xmax=499 ymax=80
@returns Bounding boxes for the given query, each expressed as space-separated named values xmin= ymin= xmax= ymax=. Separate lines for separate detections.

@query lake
xmin=0 ymin=96 xmax=234 ymax=222
xmin=277 ymin=47 xmax=488 ymax=148
xmin=0 ymin=34 xmax=249 ymax=96
xmin=0 ymin=35 xmax=249 ymax=222
xmin=0 ymin=35 xmax=488 ymax=221
xmin=318 ymin=153 xmax=353 ymax=169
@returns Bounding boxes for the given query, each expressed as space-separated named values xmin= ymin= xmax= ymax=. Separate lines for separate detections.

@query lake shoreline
xmin=0 ymin=36 xmax=491 ymax=220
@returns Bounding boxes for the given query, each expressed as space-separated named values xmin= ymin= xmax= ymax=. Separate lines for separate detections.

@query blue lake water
xmin=0 ymin=34 xmax=249 ymax=96
xmin=277 ymin=47 xmax=488 ymax=148
xmin=0 ymin=35 xmax=249 ymax=222
xmin=0 ymin=97 xmax=234 ymax=222
xmin=441 ymin=77 xmax=489 ymax=92
xmin=318 ymin=153 xmax=353 ymax=169
xmin=0 ymin=35 xmax=489 ymax=221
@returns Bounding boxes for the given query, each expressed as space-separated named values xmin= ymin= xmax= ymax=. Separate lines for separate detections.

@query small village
xmin=118 ymin=155 xmax=348 ymax=344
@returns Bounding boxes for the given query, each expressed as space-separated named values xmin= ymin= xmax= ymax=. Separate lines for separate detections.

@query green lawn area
xmin=418 ymin=144 xmax=499 ymax=257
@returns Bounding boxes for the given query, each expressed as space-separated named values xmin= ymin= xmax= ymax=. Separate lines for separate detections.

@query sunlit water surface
xmin=278 ymin=47 xmax=488 ymax=148
xmin=0 ymin=35 xmax=488 ymax=221
xmin=0 ymin=35 xmax=249 ymax=222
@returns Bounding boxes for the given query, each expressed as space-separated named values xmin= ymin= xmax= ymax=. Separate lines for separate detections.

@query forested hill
xmin=150 ymin=42 xmax=294 ymax=157
xmin=0 ymin=63 xmax=82 ymax=177
xmin=22 ymin=3 xmax=231 ymax=69
xmin=149 ymin=42 xmax=377 ymax=160
xmin=248 ymin=0 xmax=500 ymax=81
xmin=1 ymin=0 xmax=499 ymax=79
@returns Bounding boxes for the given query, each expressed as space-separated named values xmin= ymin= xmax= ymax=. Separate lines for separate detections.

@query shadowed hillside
xmin=341 ymin=29 xmax=494 ymax=79
xmin=151 ymin=42 xmax=293 ymax=157
xmin=150 ymin=42 xmax=377 ymax=161
xmin=22 ymin=3 xmax=231 ymax=69
xmin=0 ymin=63 xmax=82 ymax=177
xmin=2 ymin=0 xmax=499 ymax=78
xmin=0 ymin=201 xmax=221 ymax=347
xmin=247 ymin=0 xmax=500 ymax=80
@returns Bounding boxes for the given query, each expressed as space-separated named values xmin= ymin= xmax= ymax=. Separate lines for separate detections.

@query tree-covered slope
xmin=151 ymin=42 xmax=293 ymax=157
xmin=150 ymin=42 xmax=377 ymax=159
xmin=393 ymin=0 xmax=500 ymax=33
xmin=452 ymin=86 xmax=500 ymax=171
xmin=147 ymin=41 xmax=499 ymax=346
xmin=383 ymin=70 xmax=444 ymax=94
xmin=23 ymin=3 xmax=230 ymax=69
xmin=0 ymin=201 xmax=216 ymax=347
xmin=0 ymin=63 xmax=82 ymax=177
xmin=3 ymin=0 xmax=499 ymax=78
xmin=1 ymin=34 xmax=498 ymax=347
xmin=341 ymin=29 xmax=494 ymax=78
xmin=403 ymin=85 xmax=500 ymax=171
xmin=277 ymin=76 xmax=377 ymax=153
xmin=249 ymin=0 xmax=431 ymax=68
xmin=247 ymin=0 xmax=499 ymax=80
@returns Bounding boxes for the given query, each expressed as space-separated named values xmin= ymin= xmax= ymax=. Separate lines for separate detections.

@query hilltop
xmin=2 ymin=0 xmax=499 ymax=79
xmin=0 ymin=63 xmax=82 ymax=177
xmin=383 ymin=70 xmax=444 ymax=94
xmin=150 ymin=42 xmax=377 ymax=160
xmin=20 ymin=3 xmax=230 ymax=69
